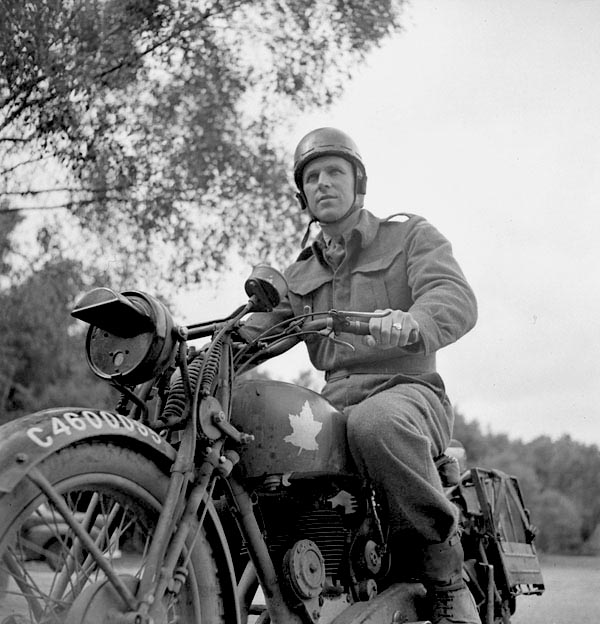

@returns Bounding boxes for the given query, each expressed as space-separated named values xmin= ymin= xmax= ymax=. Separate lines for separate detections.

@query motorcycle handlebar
xmin=186 ymin=310 xmax=385 ymax=347
xmin=301 ymin=317 xmax=372 ymax=336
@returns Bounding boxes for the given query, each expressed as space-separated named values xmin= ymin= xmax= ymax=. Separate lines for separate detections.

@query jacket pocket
xmin=349 ymin=247 xmax=411 ymax=312
xmin=286 ymin=264 xmax=333 ymax=315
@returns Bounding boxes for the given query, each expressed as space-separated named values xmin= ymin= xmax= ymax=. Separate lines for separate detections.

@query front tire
xmin=0 ymin=441 xmax=234 ymax=623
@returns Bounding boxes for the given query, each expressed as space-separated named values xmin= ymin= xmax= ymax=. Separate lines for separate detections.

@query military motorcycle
xmin=0 ymin=265 xmax=544 ymax=624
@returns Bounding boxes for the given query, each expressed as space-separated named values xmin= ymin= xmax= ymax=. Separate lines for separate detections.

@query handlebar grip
xmin=343 ymin=319 xmax=420 ymax=346
xmin=344 ymin=320 xmax=372 ymax=336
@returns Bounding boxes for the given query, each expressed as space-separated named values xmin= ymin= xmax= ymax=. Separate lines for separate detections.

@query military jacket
xmin=243 ymin=209 xmax=477 ymax=380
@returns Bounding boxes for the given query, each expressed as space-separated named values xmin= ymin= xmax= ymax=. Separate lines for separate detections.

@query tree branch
xmin=0 ymin=204 xmax=70 ymax=212
xmin=0 ymin=154 xmax=56 ymax=176
xmin=0 ymin=90 xmax=57 ymax=133
xmin=0 ymin=186 xmax=128 ymax=196
xmin=0 ymin=133 xmax=36 ymax=143
xmin=0 ymin=190 xmax=202 ymax=212
xmin=0 ymin=75 xmax=46 ymax=112
xmin=0 ymin=0 xmax=252 ymax=135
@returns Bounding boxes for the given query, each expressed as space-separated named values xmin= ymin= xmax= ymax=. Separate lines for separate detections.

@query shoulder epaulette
xmin=384 ymin=212 xmax=416 ymax=223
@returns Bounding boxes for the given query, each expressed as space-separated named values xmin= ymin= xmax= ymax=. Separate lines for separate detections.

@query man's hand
xmin=364 ymin=309 xmax=420 ymax=350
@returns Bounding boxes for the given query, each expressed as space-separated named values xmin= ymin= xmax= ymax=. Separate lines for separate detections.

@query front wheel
xmin=0 ymin=441 xmax=235 ymax=623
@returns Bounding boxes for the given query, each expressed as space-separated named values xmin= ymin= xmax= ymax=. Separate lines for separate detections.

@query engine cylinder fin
xmin=265 ymin=508 xmax=348 ymax=578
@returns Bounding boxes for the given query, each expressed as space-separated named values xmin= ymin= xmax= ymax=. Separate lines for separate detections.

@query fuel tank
xmin=230 ymin=380 xmax=354 ymax=479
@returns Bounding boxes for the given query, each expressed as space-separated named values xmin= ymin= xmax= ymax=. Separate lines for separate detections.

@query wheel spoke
xmin=0 ymin=489 xmax=146 ymax=622
xmin=2 ymin=547 xmax=74 ymax=624
xmin=0 ymin=442 xmax=230 ymax=623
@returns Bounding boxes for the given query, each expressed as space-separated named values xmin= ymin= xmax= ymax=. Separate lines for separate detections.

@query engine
xmin=251 ymin=474 xmax=388 ymax=608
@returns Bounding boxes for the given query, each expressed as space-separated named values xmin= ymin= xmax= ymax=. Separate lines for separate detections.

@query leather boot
xmin=421 ymin=534 xmax=481 ymax=624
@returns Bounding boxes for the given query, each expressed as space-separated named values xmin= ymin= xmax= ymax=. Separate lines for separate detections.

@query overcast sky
xmin=188 ymin=0 xmax=600 ymax=446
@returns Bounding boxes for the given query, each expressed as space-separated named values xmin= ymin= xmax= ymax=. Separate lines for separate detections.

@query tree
xmin=0 ymin=212 xmax=115 ymax=423
xmin=452 ymin=409 xmax=515 ymax=465
xmin=0 ymin=0 xmax=406 ymax=286
xmin=452 ymin=409 xmax=600 ymax=553
xmin=292 ymin=368 xmax=324 ymax=392
xmin=475 ymin=448 xmax=543 ymax=506
xmin=532 ymin=489 xmax=583 ymax=554
xmin=528 ymin=435 xmax=600 ymax=541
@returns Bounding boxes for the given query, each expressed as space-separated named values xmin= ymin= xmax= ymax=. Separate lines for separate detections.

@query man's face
xmin=302 ymin=155 xmax=355 ymax=223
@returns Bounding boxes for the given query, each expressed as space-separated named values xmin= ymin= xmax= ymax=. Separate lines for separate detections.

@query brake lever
xmin=294 ymin=308 xmax=392 ymax=351
xmin=330 ymin=309 xmax=392 ymax=321
xmin=315 ymin=325 xmax=356 ymax=352
xmin=329 ymin=309 xmax=391 ymax=337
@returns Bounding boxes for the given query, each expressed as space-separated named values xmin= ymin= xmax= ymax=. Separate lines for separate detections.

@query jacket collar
xmin=312 ymin=209 xmax=381 ymax=256
xmin=350 ymin=208 xmax=381 ymax=249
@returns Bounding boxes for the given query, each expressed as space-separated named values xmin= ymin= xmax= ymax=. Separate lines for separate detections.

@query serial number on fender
xmin=26 ymin=410 xmax=162 ymax=448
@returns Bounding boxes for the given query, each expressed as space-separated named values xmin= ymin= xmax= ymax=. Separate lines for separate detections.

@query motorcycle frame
xmin=114 ymin=324 xmax=305 ymax=623
xmin=115 ymin=307 xmax=421 ymax=624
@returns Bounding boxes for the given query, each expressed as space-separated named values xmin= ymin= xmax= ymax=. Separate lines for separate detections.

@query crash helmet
xmin=293 ymin=127 xmax=367 ymax=210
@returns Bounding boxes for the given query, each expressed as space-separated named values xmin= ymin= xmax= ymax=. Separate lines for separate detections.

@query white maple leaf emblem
xmin=284 ymin=401 xmax=322 ymax=454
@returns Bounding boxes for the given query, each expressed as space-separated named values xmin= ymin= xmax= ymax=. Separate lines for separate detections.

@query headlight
xmin=72 ymin=288 xmax=177 ymax=385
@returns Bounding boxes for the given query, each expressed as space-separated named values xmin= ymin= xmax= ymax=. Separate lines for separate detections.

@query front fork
xmin=225 ymin=476 xmax=305 ymax=624
xmin=137 ymin=441 xmax=232 ymax=622
xmin=140 ymin=453 xmax=305 ymax=624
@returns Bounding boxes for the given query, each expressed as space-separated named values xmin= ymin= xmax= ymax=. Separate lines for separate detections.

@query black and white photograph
xmin=1 ymin=2 xmax=598 ymax=623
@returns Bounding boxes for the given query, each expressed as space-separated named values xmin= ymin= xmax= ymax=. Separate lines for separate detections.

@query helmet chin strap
xmin=300 ymin=201 xmax=362 ymax=248
xmin=318 ymin=199 xmax=363 ymax=239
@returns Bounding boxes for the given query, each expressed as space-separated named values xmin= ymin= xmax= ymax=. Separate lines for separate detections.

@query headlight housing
xmin=72 ymin=288 xmax=177 ymax=385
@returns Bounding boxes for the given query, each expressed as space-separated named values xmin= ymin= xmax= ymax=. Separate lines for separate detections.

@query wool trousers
xmin=322 ymin=374 xmax=458 ymax=545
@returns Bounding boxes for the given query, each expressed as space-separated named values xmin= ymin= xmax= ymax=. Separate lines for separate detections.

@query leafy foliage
xmin=454 ymin=411 xmax=600 ymax=554
xmin=0 ymin=0 xmax=405 ymax=285
xmin=0 ymin=214 xmax=115 ymax=423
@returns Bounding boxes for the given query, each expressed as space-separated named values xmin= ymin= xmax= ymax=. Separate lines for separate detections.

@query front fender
xmin=0 ymin=407 xmax=176 ymax=494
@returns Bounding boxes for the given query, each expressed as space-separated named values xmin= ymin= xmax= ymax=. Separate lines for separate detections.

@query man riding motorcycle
xmin=242 ymin=127 xmax=480 ymax=624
